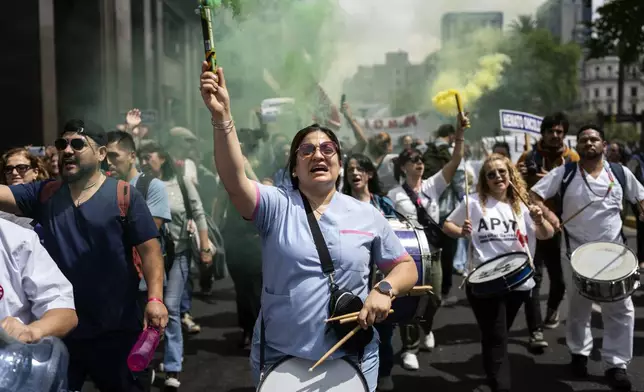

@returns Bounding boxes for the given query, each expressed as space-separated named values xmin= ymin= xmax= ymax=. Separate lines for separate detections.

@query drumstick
xmin=309 ymin=325 xmax=361 ymax=372
xmin=509 ymin=181 xmax=530 ymax=209
xmin=338 ymin=310 xmax=395 ymax=325
xmin=555 ymin=200 xmax=594 ymax=233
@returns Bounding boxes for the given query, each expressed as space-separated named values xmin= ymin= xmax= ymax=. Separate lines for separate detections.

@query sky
xmin=322 ymin=0 xmax=549 ymax=95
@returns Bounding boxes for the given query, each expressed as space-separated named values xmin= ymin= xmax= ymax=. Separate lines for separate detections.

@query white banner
xmin=352 ymin=112 xmax=433 ymax=140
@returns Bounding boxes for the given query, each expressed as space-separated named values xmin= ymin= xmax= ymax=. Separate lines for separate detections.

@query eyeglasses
xmin=486 ymin=168 xmax=508 ymax=180
xmin=3 ymin=164 xmax=32 ymax=175
xmin=407 ymin=155 xmax=422 ymax=164
xmin=296 ymin=141 xmax=338 ymax=158
xmin=54 ymin=138 xmax=87 ymax=151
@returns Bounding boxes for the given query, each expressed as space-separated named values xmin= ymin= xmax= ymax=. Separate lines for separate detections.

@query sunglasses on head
xmin=54 ymin=138 xmax=87 ymax=151
xmin=296 ymin=141 xmax=337 ymax=158
xmin=486 ymin=168 xmax=508 ymax=180
xmin=3 ymin=164 xmax=32 ymax=175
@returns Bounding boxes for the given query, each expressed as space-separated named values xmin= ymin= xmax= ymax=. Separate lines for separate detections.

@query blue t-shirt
xmin=10 ymin=178 xmax=159 ymax=339
xmin=130 ymin=172 xmax=171 ymax=222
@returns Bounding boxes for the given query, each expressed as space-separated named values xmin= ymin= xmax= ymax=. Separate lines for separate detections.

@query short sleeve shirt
xmin=387 ymin=170 xmax=449 ymax=223
xmin=249 ymin=182 xmax=408 ymax=361
xmin=531 ymin=162 xmax=644 ymax=252
xmin=0 ymin=220 xmax=75 ymax=324
xmin=447 ymin=193 xmax=536 ymax=290
xmin=10 ymin=178 xmax=159 ymax=339
xmin=130 ymin=173 xmax=171 ymax=222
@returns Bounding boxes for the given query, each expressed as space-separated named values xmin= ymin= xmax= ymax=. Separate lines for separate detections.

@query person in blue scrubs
xmin=199 ymin=63 xmax=418 ymax=392
xmin=0 ymin=119 xmax=168 ymax=392
xmin=342 ymin=153 xmax=398 ymax=391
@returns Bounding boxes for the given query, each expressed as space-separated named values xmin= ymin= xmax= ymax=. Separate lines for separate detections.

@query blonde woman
xmin=443 ymin=153 xmax=554 ymax=392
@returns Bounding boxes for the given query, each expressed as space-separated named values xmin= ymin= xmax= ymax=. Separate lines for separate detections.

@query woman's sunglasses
xmin=296 ymin=141 xmax=338 ymax=158
xmin=3 ymin=164 xmax=32 ymax=175
xmin=406 ymin=155 xmax=423 ymax=164
xmin=486 ymin=168 xmax=508 ymax=180
xmin=54 ymin=138 xmax=87 ymax=151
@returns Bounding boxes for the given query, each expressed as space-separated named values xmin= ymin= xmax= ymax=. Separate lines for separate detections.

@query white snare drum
xmin=467 ymin=252 xmax=534 ymax=298
xmin=257 ymin=356 xmax=368 ymax=392
xmin=570 ymin=241 xmax=640 ymax=302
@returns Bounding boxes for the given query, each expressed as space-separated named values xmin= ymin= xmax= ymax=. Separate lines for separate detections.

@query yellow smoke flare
xmin=431 ymin=53 xmax=511 ymax=116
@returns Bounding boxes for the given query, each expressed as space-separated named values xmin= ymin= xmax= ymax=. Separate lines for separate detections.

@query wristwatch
xmin=374 ymin=281 xmax=394 ymax=298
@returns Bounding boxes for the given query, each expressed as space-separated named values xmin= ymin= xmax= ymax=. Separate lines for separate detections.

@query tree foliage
xmin=474 ymin=26 xmax=581 ymax=134
xmin=586 ymin=0 xmax=644 ymax=65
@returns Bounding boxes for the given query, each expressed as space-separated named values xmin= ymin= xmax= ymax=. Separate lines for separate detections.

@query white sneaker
xmin=164 ymin=374 xmax=181 ymax=388
xmin=401 ymin=352 xmax=419 ymax=370
xmin=377 ymin=375 xmax=394 ymax=391
xmin=422 ymin=331 xmax=435 ymax=351
xmin=181 ymin=313 xmax=201 ymax=334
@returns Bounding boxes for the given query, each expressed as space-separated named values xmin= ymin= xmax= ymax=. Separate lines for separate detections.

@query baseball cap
xmin=61 ymin=119 xmax=107 ymax=147
xmin=169 ymin=127 xmax=197 ymax=141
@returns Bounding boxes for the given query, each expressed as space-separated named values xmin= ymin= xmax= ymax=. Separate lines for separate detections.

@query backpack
xmin=631 ymin=153 xmax=644 ymax=183
xmin=558 ymin=161 xmax=629 ymax=254
xmin=39 ymin=180 xmax=144 ymax=279
xmin=524 ymin=149 xmax=574 ymax=174
xmin=134 ymin=173 xmax=175 ymax=275
xmin=421 ymin=142 xmax=451 ymax=180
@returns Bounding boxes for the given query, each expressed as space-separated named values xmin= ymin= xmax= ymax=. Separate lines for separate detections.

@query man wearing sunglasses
xmin=0 ymin=119 xmax=168 ymax=392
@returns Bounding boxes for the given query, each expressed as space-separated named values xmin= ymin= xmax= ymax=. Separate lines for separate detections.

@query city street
xmin=85 ymin=228 xmax=644 ymax=392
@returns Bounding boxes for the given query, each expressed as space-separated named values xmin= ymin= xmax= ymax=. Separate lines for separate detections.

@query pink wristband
xmin=148 ymin=297 xmax=163 ymax=304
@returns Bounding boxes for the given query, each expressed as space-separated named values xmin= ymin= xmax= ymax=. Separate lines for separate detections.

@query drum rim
xmin=466 ymin=251 xmax=529 ymax=284
xmin=256 ymin=355 xmax=369 ymax=391
xmin=570 ymin=241 xmax=639 ymax=281
xmin=468 ymin=263 xmax=534 ymax=297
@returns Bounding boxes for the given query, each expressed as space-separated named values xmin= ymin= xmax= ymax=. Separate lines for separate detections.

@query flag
xmin=311 ymin=83 xmax=342 ymax=130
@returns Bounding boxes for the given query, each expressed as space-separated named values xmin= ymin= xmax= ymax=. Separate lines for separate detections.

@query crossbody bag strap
xmin=401 ymin=182 xmax=430 ymax=227
xmin=300 ymin=190 xmax=336 ymax=281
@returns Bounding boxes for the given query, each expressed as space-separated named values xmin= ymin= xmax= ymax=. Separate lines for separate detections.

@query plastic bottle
xmin=127 ymin=327 xmax=161 ymax=372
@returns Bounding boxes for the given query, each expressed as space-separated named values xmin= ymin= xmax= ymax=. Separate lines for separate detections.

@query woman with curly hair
xmin=442 ymin=153 xmax=554 ymax=392
xmin=0 ymin=147 xmax=49 ymax=229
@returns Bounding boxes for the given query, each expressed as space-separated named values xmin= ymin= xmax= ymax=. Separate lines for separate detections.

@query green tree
xmin=475 ymin=27 xmax=581 ymax=134
xmin=586 ymin=0 xmax=644 ymax=115
xmin=510 ymin=15 xmax=537 ymax=34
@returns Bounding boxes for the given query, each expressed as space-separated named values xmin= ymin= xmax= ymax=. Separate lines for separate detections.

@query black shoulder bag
xmin=401 ymin=182 xmax=446 ymax=248
xmin=259 ymin=192 xmax=373 ymax=376
xmin=300 ymin=191 xmax=373 ymax=355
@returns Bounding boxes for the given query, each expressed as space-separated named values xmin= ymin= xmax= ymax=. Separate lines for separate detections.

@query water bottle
xmin=127 ymin=327 xmax=161 ymax=372
xmin=0 ymin=341 xmax=32 ymax=390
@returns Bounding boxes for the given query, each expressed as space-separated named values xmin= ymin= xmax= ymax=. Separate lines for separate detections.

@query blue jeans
xmin=375 ymin=323 xmax=394 ymax=377
xmin=453 ymin=237 xmax=469 ymax=273
xmin=164 ymin=250 xmax=190 ymax=372
xmin=180 ymin=254 xmax=194 ymax=314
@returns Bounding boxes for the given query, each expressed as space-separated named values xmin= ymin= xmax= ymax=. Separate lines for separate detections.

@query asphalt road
xmin=86 ymin=228 xmax=643 ymax=392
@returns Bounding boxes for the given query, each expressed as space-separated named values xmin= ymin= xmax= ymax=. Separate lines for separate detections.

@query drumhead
xmin=257 ymin=356 xmax=368 ymax=392
xmin=468 ymin=252 xmax=529 ymax=284
xmin=570 ymin=242 xmax=638 ymax=281
xmin=386 ymin=217 xmax=412 ymax=231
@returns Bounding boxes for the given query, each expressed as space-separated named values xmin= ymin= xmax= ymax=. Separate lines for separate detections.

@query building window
xmin=631 ymin=86 xmax=638 ymax=97
xmin=606 ymin=103 xmax=612 ymax=114
xmin=607 ymin=65 xmax=612 ymax=76
xmin=606 ymin=87 xmax=612 ymax=97
xmin=594 ymin=88 xmax=599 ymax=98
xmin=595 ymin=66 xmax=600 ymax=78
xmin=632 ymin=104 xmax=637 ymax=114
xmin=163 ymin=5 xmax=183 ymax=60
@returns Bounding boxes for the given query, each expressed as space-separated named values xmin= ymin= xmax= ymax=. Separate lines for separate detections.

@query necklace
xmin=74 ymin=174 xmax=103 ymax=206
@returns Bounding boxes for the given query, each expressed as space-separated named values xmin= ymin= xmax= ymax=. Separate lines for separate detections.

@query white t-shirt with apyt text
xmin=387 ymin=170 xmax=449 ymax=224
xmin=531 ymin=161 xmax=644 ymax=253
xmin=447 ymin=193 xmax=536 ymax=290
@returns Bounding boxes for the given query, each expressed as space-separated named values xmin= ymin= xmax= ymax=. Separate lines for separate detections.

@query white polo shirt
xmin=531 ymin=161 xmax=644 ymax=253
xmin=0 ymin=219 xmax=75 ymax=324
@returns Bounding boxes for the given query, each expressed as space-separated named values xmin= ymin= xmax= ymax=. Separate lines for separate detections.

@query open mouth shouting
xmin=62 ymin=156 xmax=78 ymax=171
xmin=310 ymin=164 xmax=329 ymax=176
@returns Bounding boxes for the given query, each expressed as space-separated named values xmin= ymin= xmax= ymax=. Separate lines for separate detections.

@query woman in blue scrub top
xmin=199 ymin=63 xmax=418 ymax=392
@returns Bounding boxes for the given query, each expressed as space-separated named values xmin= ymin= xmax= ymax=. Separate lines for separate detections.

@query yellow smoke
xmin=431 ymin=53 xmax=511 ymax=116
